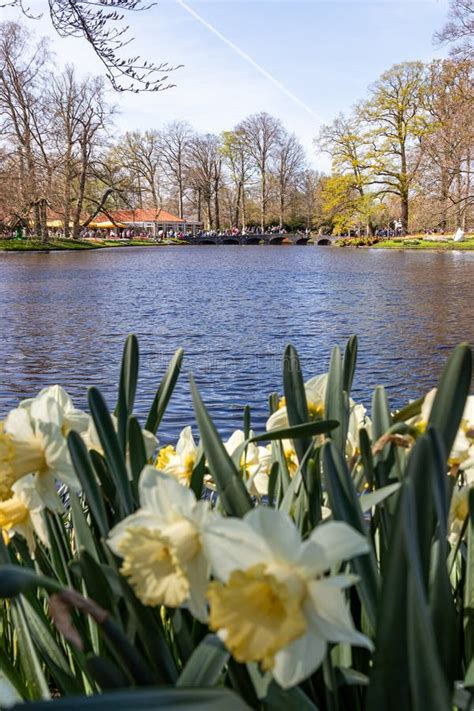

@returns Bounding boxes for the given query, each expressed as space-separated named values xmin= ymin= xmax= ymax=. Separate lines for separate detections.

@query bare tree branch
xmin=2 ymin=0 xmax=182 ymax=91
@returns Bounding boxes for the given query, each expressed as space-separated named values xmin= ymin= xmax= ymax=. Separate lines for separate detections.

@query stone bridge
xmin=185 ymin=233 xmax=333 ymax=246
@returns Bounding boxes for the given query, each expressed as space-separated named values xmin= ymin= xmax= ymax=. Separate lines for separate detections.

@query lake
xmin=0 ymin=246 xmax=472 ymax=442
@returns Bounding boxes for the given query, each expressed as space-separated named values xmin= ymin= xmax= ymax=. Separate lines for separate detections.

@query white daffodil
xmin=411 ymin=389 xmax=473 ymax=467
xmin=463 ymin=443 xmax=474 ymax=483
xmin=266 ymin=374 xmax=328 ymax=432
xmin=84 ymin=416 xmax=158 ymax=466
xmin=266 ymin=376 xmax=368 ymax=463
xmin=346 ymin=403 xmax=370 ymax=459
xmin=205 ymin=507 xmax=372 ymax=689
xmin=20 ymin=385 xmax=90 ymax=437
xmin=417 ymin=388 xmax=437 ymax=431
xmin=463 ymin=396 xmax=474 ymax=442
xmin=280 ymin=439 xmax=299 ymax=478
xmin=224 ymin=430 xmax=272 ymax=496
xmin=1 ymin=390 xmax=84 ymax=507
xmin=449 ymin=429 xmax=471 ymax=468
xmin=0 ymin=671 xmax=22 ymax=709
xmin=107 ymin=466 xmax=214 ymax=621
xmin=155 ymin=427 xmax=198 ymax=486
xmin=415 ymin=389 xmax=474 ymax=437
xmin=448 ymin=486 xmax=470 ymax=544
xmin=0 ymin=475 xmax=48 ymax=554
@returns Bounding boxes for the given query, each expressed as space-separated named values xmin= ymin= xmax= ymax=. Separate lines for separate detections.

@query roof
xmin=96 ymin=209 xmax=187 ymax=225
xmin=89 ymin=220 xmax=127 ymax=229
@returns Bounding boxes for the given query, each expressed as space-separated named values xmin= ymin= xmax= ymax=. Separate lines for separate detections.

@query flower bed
xmin=0 ymin=336 xmax=473 ymax=709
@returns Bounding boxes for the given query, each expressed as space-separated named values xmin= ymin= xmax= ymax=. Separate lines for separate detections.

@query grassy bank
xmin=372 ymin=236 xmax=474 ymax=250
xmin=0 ymin=238 xmax=180 ymax=251
xmin=333 ymin=234 xmax=474 ymax=250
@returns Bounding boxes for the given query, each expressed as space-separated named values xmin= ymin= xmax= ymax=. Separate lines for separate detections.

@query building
xmin=91 ymin=209 xmax=202 ymax=237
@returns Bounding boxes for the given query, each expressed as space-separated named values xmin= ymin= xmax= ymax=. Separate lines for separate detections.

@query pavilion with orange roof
xmin=90 ymin=208 xmax=202 ymax=237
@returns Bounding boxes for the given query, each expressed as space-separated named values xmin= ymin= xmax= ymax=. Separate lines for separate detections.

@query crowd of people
xmin=185 ymin=226 xmax=312 ymax=241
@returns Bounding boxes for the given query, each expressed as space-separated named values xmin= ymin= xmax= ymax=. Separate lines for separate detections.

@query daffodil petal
xmin=307 ymin=578 xmax=373 ymax=650
xmin=245 ymin=507 xmax=301 ymax=560
xmin=307 ymin=521 xmax=368 ymax=570
xmin=139 ymin=466 xmax=196 ymax=517
xmin=272 ymin=629 xmax=326 ymax=689
xmin=266 ymin=407 xmax=289 ymax=432
xmin=202 ymin=517 xmax=270 ymax=582
xmin=176 ymin=426 xmax=196 ymax=456
xmin=186 ymin=553 xmax=210 ymax=623
xmin=4 ymin=407 xmax=35 ymax=439
xmin=107 ymin=511 xmax=162 ymax=555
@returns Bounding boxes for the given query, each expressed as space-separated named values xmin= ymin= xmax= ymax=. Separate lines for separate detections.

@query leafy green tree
xmin=360 ymin=61 xmax=429 ymax=232
xmin=318 ymin=115 xmax=377 ymax=234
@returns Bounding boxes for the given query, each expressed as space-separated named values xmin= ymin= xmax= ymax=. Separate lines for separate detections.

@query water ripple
xmin=0 ymin=246 xmax=473 ymax=441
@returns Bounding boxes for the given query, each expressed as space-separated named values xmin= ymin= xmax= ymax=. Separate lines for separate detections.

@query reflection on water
xmin=0 ymin=246 xmax=472 ymax=441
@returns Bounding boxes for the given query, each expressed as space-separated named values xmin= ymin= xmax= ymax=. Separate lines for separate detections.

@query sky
xmin=2 ymin=0 xmax=451 ymax=169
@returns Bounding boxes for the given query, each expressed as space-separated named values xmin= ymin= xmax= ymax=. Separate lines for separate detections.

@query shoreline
xmin=0 ymin=238 xmax=181 ymax=253
xmin=335 ymin=235 xmax=474 ymax=251
xmin=1 ymin=237 xmax=474 ymax=253
xmin=370 ymin=238 xmax=474 ymax=251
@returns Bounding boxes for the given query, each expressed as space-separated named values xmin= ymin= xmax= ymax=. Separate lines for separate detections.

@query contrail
xmin=175 ymin=0 xmax=324 ymax=124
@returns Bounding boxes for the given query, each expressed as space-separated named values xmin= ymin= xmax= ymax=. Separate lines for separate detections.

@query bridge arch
xmin=198 ymin=238 xmax=217 ymax=245
xmin=244 ymin=236 xmax=262 ymax=245
xmin=222 ymin=237 xmax=240 ymax=245
xmin=317 ymin=238 xmax=332 ymax=246
xmin=269 ymin=236 xmax=284 ymax=245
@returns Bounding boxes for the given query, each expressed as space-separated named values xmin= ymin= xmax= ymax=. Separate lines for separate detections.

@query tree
xmin=188 ymin=134 xmax=222 ymax=230
xmin=115 ymin=130 xmax=162 ymax=210
xmin=318 ymin=114 xmax=376 ymax=234
xmin=321 ymin=173 xmax=382 ymax=236
xmin=0 ymin=21 xmax=50 ymax=239
xmin=274 ymin=131 xmax=305 ymax=229
xmin=48 ymin=67 xmax=111 ymax=237
xmin=221 ymin=130 xmax=254 ymax=229
xmin=422 ymin=59 xmax=473 ymax=230
xmin=237 ymin=112 xmax=283 ymax=230
xmin=300 ymin=169 xmax=323 ymax=231
xmin=159 ymin=121 xmax=192 ymax=219
xmin=435 ymin=0 xmax=474 ymax=60
xmin=361 ymin=62 xmax=429 ymax=232
xmin=5 ymin=0 xmax=178 ymax=92
xmin=65 ymin=77 xmax=112 ymax=238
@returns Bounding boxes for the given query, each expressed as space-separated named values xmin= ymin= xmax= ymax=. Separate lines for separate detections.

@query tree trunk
xmin=72 ymin=144 xmax=88 ymax=239
xmin=32 ymin=201 xmax=41 ymax=240
xmin=196 ymin=188 xmax=202 ymax=223
xmin=205 ymin=198 xmax=212 ymax=229
xmin=178 ymin=168 xmax=184 ymax=218
xmin=400 ymin=146 xmax=409 ymax=233
xmin=401 ymin=196 xmax=409 ymax=234
xmin=439 ymin=169 xmax=449 ymax=232
xmin=279 ymin=187 xmax=284 ymax=230
xmin=463 ymin=149 xmax=471 ymax=230
xmin=234 ymin=182 xmax=241 ymax=228
xmin=456 ymin=170 xmax=462 ymax=228
xmin=40 ymin=199 xmax=48 ymax=241
xmin=214 ymin=178 xmax=220 ymax=230
xmin=151 ymin=182 xmax=159 ymax=212
xmin=63 ymin=171 xmax=71 ymax=240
